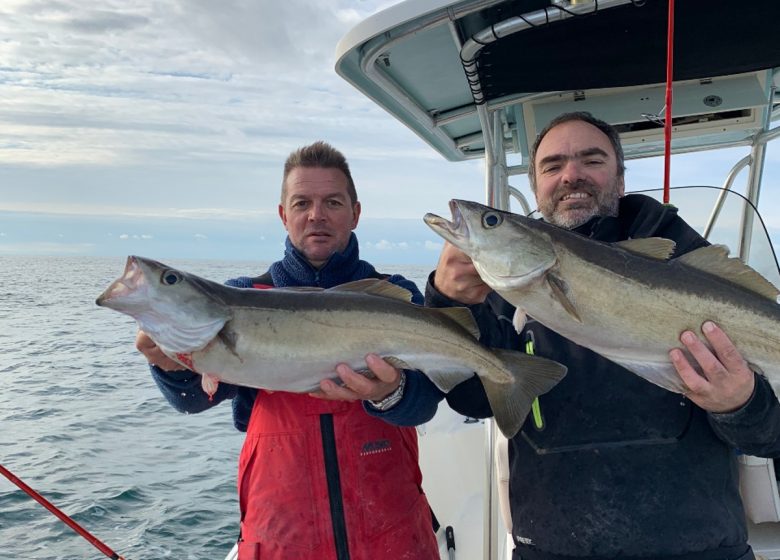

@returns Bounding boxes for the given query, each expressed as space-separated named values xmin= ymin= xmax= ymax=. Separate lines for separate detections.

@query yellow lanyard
xmin=525 ymin=335 xmax=545 ymax=431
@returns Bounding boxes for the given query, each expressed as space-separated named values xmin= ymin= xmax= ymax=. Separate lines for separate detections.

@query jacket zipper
xmin=320 ymin=413 xmax=350 ymax=559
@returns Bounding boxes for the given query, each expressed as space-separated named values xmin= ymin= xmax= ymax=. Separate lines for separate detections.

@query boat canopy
xmin=336 ymin=0 xmax=780 ymax=169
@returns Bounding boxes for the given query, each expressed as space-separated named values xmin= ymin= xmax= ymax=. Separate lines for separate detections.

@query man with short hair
xmin=136 ymin=141 xmax=440 ymax=560
xmin=371 ymin=112 xmax=780 ymax=560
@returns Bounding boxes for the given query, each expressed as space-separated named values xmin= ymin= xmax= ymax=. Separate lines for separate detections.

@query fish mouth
xmin=423 ymin=199 xmax=468 ymax=249
xmin=95 ymin=255 xmax=146 ymax=307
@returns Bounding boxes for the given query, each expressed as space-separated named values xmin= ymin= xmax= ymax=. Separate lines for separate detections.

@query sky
xmin=0 ymin=0 xmax=778 ymax=269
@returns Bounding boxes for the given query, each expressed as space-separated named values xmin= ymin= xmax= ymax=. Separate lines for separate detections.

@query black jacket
xmin=426 ymin=195 xmax=780 ymax=559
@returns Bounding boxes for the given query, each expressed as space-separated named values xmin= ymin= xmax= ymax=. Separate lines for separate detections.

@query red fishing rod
xmin=0 ymin=463 xmax=126 ymax=560
xmin=662 ymin=0 xmax=675 ymax=204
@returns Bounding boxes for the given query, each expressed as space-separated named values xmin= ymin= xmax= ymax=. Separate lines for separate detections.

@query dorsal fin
xmin=431 ymin=306 xmax=480 ymax=339
xmin=327 ymin=279 xmax=413 ymax=302
xmin=274 ymin=286 xmax=323 ymax=293
xmin=615 ymin=237 xmax=677 ymax=260
xmin=676 ymin=245 xmax=780 ymax=301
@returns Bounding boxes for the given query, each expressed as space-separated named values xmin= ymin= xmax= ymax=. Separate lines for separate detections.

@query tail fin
xmin=480 ymin=350 xmax=567 ymax=439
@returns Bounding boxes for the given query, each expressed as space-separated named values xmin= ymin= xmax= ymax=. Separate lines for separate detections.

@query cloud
xmin=0 ymin=0 xmax=411 ymax=171
xmin=367 ymin=239 xmax=410 ymax=251
xmin=118 ymin=233 xmax=153 ymax=240
xmin=0 ymin=0 xmax=495 ymax=229
xmin=1 ymin=0 xmax=777 ymax=267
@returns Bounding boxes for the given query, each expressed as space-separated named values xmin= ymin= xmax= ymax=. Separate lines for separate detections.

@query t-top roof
xmin=335 ymin=0 xmax=780 ymax=165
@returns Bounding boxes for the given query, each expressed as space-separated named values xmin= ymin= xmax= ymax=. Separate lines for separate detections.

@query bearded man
xmin=367 ymin=112 xmax=780 ymax=560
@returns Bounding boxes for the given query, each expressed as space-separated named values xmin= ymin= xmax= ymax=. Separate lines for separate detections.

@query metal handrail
xmin=739 ymin=83 xmax=776 ymax=261
xmin=703 ymin=155 xmax=752 ymax=240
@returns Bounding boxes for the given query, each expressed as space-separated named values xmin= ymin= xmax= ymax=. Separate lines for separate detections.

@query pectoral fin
xmin=547 ymin=274 xmax=581 ymax=323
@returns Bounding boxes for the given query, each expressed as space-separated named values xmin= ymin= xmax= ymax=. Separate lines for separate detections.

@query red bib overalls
xmin=236 ymin=391 xmax=439 ymax=559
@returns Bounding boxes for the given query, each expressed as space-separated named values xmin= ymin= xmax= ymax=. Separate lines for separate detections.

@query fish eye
xmin=482 ymin=212 xmax=502 ymax=228
xmin=161 ymin=270 xmax=182 ymax=286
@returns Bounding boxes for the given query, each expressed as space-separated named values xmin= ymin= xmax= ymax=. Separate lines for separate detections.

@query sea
xmin=0 ymin=255 xmax=432 ymax=560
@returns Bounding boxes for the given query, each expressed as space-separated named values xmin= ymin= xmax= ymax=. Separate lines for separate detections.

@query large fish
xmin=424 ymin=199 xmax=780 ymax=394
xmin=96 ymin=255 xmax=567 ymax=438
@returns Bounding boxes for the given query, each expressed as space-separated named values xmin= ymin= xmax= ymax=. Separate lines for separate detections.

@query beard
xmin=538 ymin=177 xmax=622 ymax=230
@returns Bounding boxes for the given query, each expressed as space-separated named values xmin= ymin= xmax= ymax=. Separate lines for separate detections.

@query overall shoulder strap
xmin=247 ymin=271 xmax=274 ymax=288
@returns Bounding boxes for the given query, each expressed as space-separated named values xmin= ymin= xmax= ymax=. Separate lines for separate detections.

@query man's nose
xmin=560 ymin=159 xmax=584 ymax=184
xmin=308 ymin=202 xmax=325 ymax=220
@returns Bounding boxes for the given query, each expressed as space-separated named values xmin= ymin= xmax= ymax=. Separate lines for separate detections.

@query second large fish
xmin=425 ymin=199 xmax=780 ymax=394
xmin=96 ymin=256 xmax=567 ymax=438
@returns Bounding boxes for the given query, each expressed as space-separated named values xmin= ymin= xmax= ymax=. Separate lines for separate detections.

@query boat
xmin=325 ymin=1 xmax=780 ymax=559
xmin=5 ymin=3 xmax=777 ymax=559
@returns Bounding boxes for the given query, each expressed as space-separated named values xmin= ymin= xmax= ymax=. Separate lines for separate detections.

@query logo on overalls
xmin=361 ymin=439 xmax=392 ymax=456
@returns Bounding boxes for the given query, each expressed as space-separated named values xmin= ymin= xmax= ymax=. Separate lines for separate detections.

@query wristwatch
xmin=369 ymin=371 xmax=407 ymax=411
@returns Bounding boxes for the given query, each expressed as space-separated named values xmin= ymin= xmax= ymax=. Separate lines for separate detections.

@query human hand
xmin=135 ymin=330 xmax=186 ymax=372
xmin=310 ymin=353 xmax=402 ymax=402
xmin=669 ymin=321 xmax=755 ymax=413
xmin=433 ymin=242 xmax=492 ymax=304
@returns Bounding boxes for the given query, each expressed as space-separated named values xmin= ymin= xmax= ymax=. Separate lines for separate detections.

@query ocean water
xmin=0 ymin=255 xmax=432 ymax=560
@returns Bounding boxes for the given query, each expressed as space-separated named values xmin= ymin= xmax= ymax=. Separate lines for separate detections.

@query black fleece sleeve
xmin=708 ymin=373 xmax=780 ymax=456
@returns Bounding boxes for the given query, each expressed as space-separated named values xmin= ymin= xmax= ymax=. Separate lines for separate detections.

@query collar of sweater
xmin=269 ymin=233 xmax=378 ymax=288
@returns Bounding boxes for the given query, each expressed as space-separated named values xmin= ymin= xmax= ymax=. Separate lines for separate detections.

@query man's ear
xmin=351 ymin=201 xmax=362 ymax=230
xmin=617 ymin=175 xmax=626 ymax=197
xmin=278 ymin=204 xmax=288 ymax=228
